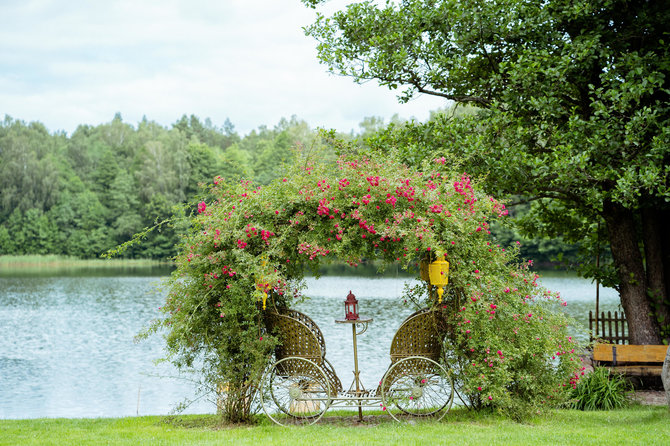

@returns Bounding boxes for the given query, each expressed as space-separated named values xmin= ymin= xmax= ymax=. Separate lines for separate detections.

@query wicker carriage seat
xmin=265 ymin=309 xmax=343 ymax=394
xmin=376 ymin=307 xmax=445 ymax=396
xmin=390 ymin=307 xmax=444 ymax=363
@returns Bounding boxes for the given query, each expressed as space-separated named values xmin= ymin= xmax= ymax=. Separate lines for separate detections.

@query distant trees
xmin=0 ymin=114 xmax=326 ymax=259
xmin=1 ymin=110 xmax=584 ymax=269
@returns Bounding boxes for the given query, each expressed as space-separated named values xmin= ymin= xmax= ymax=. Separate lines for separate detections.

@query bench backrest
xmin=593 ymin=344 xmax=668 ymax=363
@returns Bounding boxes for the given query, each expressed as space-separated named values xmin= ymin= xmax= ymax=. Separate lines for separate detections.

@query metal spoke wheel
xmin=380 ymin=356 xmax=454 ymax=422
xmin=260 ymin=356 xmax=332 ymax=426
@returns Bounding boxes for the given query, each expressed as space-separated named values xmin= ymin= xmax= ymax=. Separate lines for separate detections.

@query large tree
xmin=302 ymin=0 xmax=670 ymax=344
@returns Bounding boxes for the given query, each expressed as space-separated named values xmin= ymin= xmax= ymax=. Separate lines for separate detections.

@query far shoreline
xmin=0 ymin=255 xmax=174 ymax=277
xmin=0 ymin=255 xmax=171 ymax=268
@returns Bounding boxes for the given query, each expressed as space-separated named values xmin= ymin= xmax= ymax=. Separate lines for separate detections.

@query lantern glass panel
xmin=345 ymin=291 xmax=359 ymax=320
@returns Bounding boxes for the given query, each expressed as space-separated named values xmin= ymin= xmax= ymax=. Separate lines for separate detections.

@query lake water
xmin=0 ymin=268 xmax=620 ymax=419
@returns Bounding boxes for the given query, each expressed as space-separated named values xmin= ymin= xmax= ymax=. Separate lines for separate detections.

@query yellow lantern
xmin=256 ymin=281 xmax=269 ymax=310
xmin=257 ymin=257 xmax=269 ymax=310
xmin=428 ymin=258 xmax=450 ymax=303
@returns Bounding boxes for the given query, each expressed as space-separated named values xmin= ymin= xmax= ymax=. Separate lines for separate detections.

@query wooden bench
xmin=593 ymin=344 xmax=668 ymax=377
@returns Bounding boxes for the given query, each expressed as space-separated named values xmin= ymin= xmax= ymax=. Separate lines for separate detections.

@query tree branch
xmin=413 ymin=85 xmax=492 ymax=107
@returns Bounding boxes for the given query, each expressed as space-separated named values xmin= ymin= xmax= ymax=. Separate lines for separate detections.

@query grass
xmin=1 ymin=406 xmax=668 ymax=446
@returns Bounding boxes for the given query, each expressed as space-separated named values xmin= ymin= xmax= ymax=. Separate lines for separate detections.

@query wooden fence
xmin=589 ymin=310 xmax=629 ymax=344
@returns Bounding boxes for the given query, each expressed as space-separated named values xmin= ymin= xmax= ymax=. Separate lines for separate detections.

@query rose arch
xmin=148 ymin=153 xmax=582 ymax=422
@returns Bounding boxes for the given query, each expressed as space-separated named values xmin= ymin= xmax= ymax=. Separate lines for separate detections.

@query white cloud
xmin=0 ymin=0 xmax=448 ymax=136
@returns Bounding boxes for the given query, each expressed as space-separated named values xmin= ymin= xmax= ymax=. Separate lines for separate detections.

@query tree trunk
xmin=603 ymin=201 xmax=661 ymax=344
xmin=642 ymin=207 xmax=670 ymax=340
xmin=661 ymin=208 xmax=670 ymax=338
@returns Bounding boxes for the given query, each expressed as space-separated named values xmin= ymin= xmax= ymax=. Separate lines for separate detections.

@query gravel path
xmin=632 ymin=391 xmax=667 ymax=406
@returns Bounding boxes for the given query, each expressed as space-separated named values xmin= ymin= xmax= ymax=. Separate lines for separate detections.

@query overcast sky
xmin=0 ymin=0 xmax=447 ymax=136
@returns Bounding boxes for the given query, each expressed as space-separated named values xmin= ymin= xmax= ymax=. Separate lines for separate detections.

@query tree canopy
xmin=0 ymin=114 xmax=325 ymax=259
xmin=303 ymin=0 xmax=670 ymax=344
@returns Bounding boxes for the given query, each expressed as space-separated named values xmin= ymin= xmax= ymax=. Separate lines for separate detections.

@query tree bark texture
xmin=603 ymin=201 xmax=661 ymax=344
xmin=661 ymin=209 xmax=670 ymax=331
xmin=642 ymin=207 xmax=670 ymax=341
xmin=663 ymin=348 xmax=670 ymax=409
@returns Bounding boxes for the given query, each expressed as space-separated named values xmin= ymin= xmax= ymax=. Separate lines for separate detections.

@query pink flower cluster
xmin=568 ymin=367 xmax=587 ymax=389
xmin=453 ymin=174 xmax=472 ymax=195
xmin=490 ymin=197 xmax=509 ymax=217
xmin=453 ymin=174 xmax=478 ymax=212
xmin=297 ymin=242 xmax=330 ymax=260
xmin=220 ymin=265 xmax=236 ymax=277
xmin=366 ymin=175 xmax=380 ymax=186
xmin=317 ymin=198 xmax=329 ymax=216
xmin=338 ymin=178 xmax=350 ymax=189
xmin=395 ymin=184 xmax=416 ymax=202
xmin=358 ymin=219 xmax=376 ymax=235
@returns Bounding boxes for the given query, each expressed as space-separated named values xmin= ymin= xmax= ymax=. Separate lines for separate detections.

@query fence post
xmin=607 ymin=311 xmax=613 ymax=343
xmin=614 ymin=311 xmax=619 ymax=344
xmin=589 ymin=310 xmax=629 ymax=344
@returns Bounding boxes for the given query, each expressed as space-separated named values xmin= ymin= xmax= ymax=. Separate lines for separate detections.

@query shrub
xmin=569 ymin=367 xmax=632 ymax=410
xmin=142 ymin=149 xmax=583 ymax=422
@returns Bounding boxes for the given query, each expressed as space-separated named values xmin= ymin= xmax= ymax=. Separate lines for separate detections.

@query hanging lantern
xmin=428 ymin=258 xmax=450 ymax=303
xmin=344 ymin=290 xmax=359 ymax=320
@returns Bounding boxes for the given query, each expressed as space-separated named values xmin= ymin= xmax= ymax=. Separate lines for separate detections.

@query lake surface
xmin=0 ymin=269 xmax=620 ymax=419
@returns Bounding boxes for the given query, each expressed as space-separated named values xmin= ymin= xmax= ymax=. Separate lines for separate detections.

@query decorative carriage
xmin=258 ymin=256 xmax=455 ymax=425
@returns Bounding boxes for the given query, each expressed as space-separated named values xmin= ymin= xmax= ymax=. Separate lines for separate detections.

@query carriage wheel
xmin=260 ymin=357 xmax=332 ymax=426
xmin=380 ymin=356 xmax=454 ymax=422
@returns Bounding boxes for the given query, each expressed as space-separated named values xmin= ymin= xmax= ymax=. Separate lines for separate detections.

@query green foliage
xmin=0 ymin=117 xmax=64 ymax=221
xmin=2 ymin=110 xmax=579 ymax=267
xmin=366 ymin=116 xmax=605 ymax=272
xmin=173 ymin=114 xmax=239 ymax=151
xmin=0 ymin=114 xmax=343 ymax=260
xmin=568 ymin=367 xmax=632 ymax=411
xmin=148 ymin=149 xmax=582 ymax=422
xmin=0 ymin=226 xmax=10 ymax=255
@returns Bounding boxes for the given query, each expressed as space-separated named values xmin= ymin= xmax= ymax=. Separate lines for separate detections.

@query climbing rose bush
xmin=146 ymin=152 xmax=582 ymax=422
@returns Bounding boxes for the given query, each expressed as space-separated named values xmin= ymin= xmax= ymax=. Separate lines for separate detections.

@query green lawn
xmin=1 ymin=406 xmax=668 ymax=446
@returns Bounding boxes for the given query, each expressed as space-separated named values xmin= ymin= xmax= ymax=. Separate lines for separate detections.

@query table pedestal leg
xmin=351 ymin=324 xmax=363 ymax=421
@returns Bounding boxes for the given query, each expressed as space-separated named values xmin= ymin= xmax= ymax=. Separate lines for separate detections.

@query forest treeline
xmin=0 ymin=113 xmax=326 ymax=259
xmin=0 ymin=113 xmax=575 ymax=264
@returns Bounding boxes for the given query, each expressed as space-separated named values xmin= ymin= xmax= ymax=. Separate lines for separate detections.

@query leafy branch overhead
xmin=304 ymin=0 xmax=670 ymax=344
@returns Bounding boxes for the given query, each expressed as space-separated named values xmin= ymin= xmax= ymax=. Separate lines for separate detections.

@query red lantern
xmin=344 ymin=290 xmax=359 ymax=320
